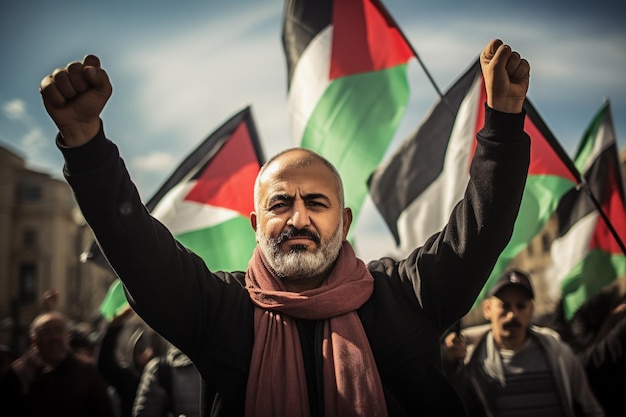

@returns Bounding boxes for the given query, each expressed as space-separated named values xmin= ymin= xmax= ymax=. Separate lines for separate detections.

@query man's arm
xmin=39 ymin=57 xmax=234 ymax=360
xmin=406 ymin=39 xmax=531 ymax=328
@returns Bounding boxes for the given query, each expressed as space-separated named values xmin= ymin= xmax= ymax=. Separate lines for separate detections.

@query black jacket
xmin=60 ymin=106 xmax=530 ymax=416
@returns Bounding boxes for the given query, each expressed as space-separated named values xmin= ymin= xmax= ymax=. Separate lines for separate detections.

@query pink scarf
xmin=244 ymin=241 xmax=388 ymax=417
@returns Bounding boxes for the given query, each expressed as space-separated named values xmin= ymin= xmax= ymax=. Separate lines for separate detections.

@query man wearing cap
xmin=442 ymin=269 xmax=605 ymax=417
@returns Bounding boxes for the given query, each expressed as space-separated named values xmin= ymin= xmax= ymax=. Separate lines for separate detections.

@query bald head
xmin=254 ymin=148 xmax=345 ymax=212
xmin=29 ymin=311 xmax=71 ymax=364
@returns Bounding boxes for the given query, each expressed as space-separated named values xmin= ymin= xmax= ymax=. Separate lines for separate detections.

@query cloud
xmin=131 ymin=151 xmax=177 ymax=173
xmin=22 ymin=128 xmax=46 ymax=153
xmin=116 ymin=4 xmax=290 ymax=161
xmin=1 ymin=99 xmax=50 ymax=163
xmin=3 ymin=99 xmax=30 ymax=122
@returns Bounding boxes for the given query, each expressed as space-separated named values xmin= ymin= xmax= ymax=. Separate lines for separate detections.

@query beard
xmin=256 ymin=221 xmax=344 ymax=283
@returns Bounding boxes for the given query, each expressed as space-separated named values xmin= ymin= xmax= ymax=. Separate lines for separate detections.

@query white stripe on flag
xmin=587 ymin=121 xmax=614 ymax=171
xmin=395 ymin=75 xmax=482 ymax=256
xmin=151 ymin=181 xmax=240 ymax=235
xmin=287 ymin=26 xmax=333 ymax=144
xmin=546 ymin=211 xmax=598 ymax=301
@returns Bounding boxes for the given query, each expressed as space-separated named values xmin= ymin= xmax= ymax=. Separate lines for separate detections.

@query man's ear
xmin=342 ymin=207 xmax=353 ymax=240
xmin=482 ymin=299 xmax=492 ymax=321
xmin=250 ymin=212 xmax=257 ymax=232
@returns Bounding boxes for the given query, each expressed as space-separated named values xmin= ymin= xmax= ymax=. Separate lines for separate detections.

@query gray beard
xmin=256 ymin=222 xmax=344 ymax=283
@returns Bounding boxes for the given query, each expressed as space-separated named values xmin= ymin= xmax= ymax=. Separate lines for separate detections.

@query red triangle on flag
xmin=184 ymin=122 xmax=260 ymax=217
xmin=590 ymin=160 xmax=626 ymax=254
xmin=330 ymin=0 xmax=413 ymax=79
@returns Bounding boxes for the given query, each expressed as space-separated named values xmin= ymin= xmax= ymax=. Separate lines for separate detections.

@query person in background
xmin=40 ymin=38 xmax=530 ymax=416
xmin=442 ymin=269 xmax=605 ymax=417
xmin=69 ymin=323 xmax=99 ymax=363
xmin=98 ymin=307 xmax=156 ymax=417
xmin=0 ymin=311 xmax=115 ymax=417
xmin=133 ymin=342 xmax=202 ymax=417
xmin=40 ymin=288 xmax=60 ymax=312
xmin=549 ymin=285 xmax=626 ymax=417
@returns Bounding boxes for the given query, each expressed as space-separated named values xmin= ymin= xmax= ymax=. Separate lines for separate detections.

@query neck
xmin=494 ymin=333 xmax=528 ymax=351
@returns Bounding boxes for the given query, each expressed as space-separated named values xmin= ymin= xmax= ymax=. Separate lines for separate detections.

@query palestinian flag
xmin=548 ymin=101 xmax=626 ymax=319
xmin=92 ymin=107 xmax=264 ymax=317
xmin=100 ymin=279 xmax=128 ymax=320
xmin=282 ymin=0 xmax=414 ymax=220
xmin=368 ymin=60 xmax=580 ymax=307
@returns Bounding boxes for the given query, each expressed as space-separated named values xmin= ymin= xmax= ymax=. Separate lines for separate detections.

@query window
xmin=23 ymin=229 xmax=37 ymax=247
xmin=19 ymin=263 xmax=37 ymax=304
xmin=17 ymin=184 xmax=42 ymax=202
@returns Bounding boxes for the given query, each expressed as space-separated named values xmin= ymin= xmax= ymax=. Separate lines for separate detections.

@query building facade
xmin=0 ymin=144 xmax=115 ymax=353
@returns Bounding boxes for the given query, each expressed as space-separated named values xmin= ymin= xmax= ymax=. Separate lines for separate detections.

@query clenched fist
xmin=40 ymin=55 xmax=112 ymax=147
xmin=480 ymin=39 xmax=530 ymax=114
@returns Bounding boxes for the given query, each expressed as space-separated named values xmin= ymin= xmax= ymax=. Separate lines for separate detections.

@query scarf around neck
xmin=244 ymin=241 xmax=388 ymax=417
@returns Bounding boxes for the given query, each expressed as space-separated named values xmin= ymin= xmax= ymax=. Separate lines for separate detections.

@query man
xmin=39 ymin=38 xmax=530 ymax=416
xmin=442 ymin=269 xmax=605 ymax=416
xmin=0 ymin=311 xmax=115 ymax=417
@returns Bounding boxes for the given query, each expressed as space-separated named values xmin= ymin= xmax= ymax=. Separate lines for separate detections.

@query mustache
xmin=503 ymin=319 xmax=522 ymax=330
xmin=275 ymin=227 xmax=321 ymax=246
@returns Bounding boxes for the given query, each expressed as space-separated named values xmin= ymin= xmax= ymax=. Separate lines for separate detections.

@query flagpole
xmin=577 ymin=178 xmax=626 ymax=257
xmin=374 ymin=1 xmax=445 ymax=101
xmin=574 ymin=99 xmax=626 ymax=258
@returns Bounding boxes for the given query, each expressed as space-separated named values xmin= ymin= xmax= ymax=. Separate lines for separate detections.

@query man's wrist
xmin=487 ymin=98 xmax=524 ymax=114
xmin=58 ymin=120 xmax=101 ymax=147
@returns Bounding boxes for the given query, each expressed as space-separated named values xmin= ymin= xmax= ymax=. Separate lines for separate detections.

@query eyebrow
xmin=267 ymin=192 xmax=332 ymax=206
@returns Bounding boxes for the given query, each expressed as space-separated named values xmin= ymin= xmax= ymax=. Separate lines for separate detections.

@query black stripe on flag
xmin=83 ymin=106 xmax=265 ymax=271
xmin=367 ymin=60 xmax=480 ymax=244
xmin=282 ymin=0 xmax=333 ymax=89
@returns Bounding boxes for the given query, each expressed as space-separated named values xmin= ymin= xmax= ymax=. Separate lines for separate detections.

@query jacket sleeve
xmin=133 ymin=357 xmax=169 ymax=417
xmin=58 ymin=125 xmax=236 ymax=358
xmin=556 ymin=338 xmax=605 ymax=417
xmin=97 ymin=324 xmax=135 ymax=387
xmin=399 ymin=106 xmax=530 ymax=330
xmin=582 ymin=310 xmax=626 ymax=376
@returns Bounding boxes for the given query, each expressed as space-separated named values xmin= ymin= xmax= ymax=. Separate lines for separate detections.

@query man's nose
xmin=288 ymin=200 xmax=311 ymax=229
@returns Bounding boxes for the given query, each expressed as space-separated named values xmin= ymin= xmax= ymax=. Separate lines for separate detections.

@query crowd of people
xmin=0 ymin=38 xmax=624 ymax=416
xmin=1 ymin=272 xmax=624 ymax=416
xmin=0 ymin=291 xmax=203 ymax=417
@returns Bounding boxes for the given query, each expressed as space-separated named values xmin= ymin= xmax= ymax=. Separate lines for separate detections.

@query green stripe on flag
xmin=174 ymin=215 xmax=256 ymax=272
xmin=100 ymin=279 xmax=129 ymax=320
xmin=474 ymin=174 xmax=576 ymax=306
xmin=573 ymin=106 xmax=605 ymax=173
xmin=561 ymin=249 xmax=626 ymax=319
xmin=301 ymin=65 xmax=410 ymax=217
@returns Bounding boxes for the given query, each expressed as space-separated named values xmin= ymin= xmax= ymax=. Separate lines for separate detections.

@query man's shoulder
xmin=530 ymin=325 xmax=563 ymax=342
xmin=214 ymin=270 xmax=247 ymax=287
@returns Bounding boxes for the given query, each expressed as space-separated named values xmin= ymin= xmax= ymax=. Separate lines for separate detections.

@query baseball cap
xmin=488 ymin=268 xmax=534 ymax=300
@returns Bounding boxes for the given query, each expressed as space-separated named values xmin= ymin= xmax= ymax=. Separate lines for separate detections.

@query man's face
xmin=33 ymin=316 xmax=70 ymax=364
xmin=252 ymin=150 xmax=351 ymax=286
xmin=483 ymin=286 xmax=534 ymax=349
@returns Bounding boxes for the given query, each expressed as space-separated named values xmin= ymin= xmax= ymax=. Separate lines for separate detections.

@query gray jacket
xmin=460 ymin=326 xmax=604 ymax=417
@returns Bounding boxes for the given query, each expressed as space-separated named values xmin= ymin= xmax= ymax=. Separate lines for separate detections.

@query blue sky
xmin=1 ymin=0 xmax=625 ymax=260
